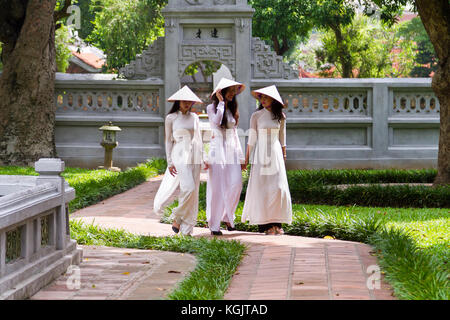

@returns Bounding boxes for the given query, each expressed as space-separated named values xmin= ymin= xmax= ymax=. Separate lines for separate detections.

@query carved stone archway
xmin=119 ymin=0 xmax=298 ymax=130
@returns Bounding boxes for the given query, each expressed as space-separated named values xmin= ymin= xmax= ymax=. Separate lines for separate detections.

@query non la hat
xmin=251 ymin=85 xmax=286 ymax=108
xmin=210 ymin=78 xmax=246 ymax=98
xmin=167 ymin=85 xmax=203 ymax=103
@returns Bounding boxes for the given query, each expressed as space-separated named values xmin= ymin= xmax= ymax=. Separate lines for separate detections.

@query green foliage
xmin=249 ymin=0 xmax=313 ymax=56
xmin=183 ymin=60 xmax=221 ymax=77
xmin=370 ymin=228 xmax=449 ymax=300
xmin=285 ymin=169 xmax=449 ymax=208
xmin=55 ymin=25 xmax=74 ymax=72
xmin=87 ymin=0 xmax=167 ymax=72
xmin=398 ymin=17 xmax=438 ymax=77
xmin=310 ymin=0 xmax=356 ymax=30
xmin=0 ymin=158 xmax=165 ymax=212
xmin=70 ymin=219 xmax=246 ymax=300
xmin=316 ymin=14 xmax=416 ymax=78
xmin=76 ymin=0 xmax=100 ymax=40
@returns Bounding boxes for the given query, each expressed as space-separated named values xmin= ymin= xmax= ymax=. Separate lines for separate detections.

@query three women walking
xmin=154 ymin=79 xmax=292 ymax=236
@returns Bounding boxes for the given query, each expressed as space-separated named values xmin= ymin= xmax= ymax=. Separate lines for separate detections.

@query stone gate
xmin=119 ymin=0 xmax=297 ymax=130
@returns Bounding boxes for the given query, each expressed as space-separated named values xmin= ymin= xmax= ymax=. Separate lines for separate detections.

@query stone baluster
xmin=35 ymin=159 xmax=66 ymax=251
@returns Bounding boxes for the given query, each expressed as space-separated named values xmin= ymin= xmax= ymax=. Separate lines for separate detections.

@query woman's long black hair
xmin=257 ymin=98 xmax=286 ymax=122
xmin=169 ymin=101 xmax=194 ymax=115
xmin=212 ymin=86 xmax=239 ymax=129
xmin=168 ymin=101 xmax=180 ymax=114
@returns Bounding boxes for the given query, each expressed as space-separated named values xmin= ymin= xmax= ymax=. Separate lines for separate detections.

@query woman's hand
xmin=241 ymin=163 xmax=247 ymax=171
xmin=169 ymin=165 xmax=178 ymax=177
xmin=203 ymin=162 xmax=210 ymax=170
xmin=216 ymin=91 xmax=224 ymax=102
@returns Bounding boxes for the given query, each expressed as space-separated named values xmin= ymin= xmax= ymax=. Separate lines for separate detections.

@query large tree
xmin=0 ymin=0 xmax=73 ymax=166
xmin=87 ymin=0 xmax=166 ymax=72
xmin=365 ymin=0 xmax=449 ymax=185
xmin=250 ymin=0 xmax=313 ymax=56
xmin=309 ymin=0 xmax=356 ymax=77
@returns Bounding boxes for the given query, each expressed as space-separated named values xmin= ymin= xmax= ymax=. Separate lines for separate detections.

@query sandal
xmin=264 ymin=227 xmax=276 ymax=235
xmin=274 ymin=227 xmax=284 ymax=235
xmin=224 ymin=222 xmax=236 ymax=231
xmin=172 ymin=222 xmax=180 ymax=234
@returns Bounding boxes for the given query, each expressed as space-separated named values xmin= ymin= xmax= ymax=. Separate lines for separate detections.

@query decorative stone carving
xmin=165 ymin=18 xmax=178 ymax=33
xmin=184 ymin=0 xmax=203 ymax=5
xmin=251 ymin=37 xmax=298 ymax=80
xmin=55 ymin=89 xmax=161 ymax=114
xmin=392 ymin=91 xmax=440 ymax=115
xmin=235 ymin=18 xmax=250 ymax=33
xmin=119 ymin=38 xmax=164 ymax=80
xmin=178 ymin=44 xmax=236 ymax=78
xmin=283 ymin=91 xmax=369 ymax=115
xmin=183 ymin=0 xmax=236 ymax=5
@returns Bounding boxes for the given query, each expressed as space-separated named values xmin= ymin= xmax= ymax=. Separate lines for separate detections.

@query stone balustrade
xmin=54 ymin=74 xmax=439 ymax=169
xmin=0 ymin=159 xmax=82 ymax=300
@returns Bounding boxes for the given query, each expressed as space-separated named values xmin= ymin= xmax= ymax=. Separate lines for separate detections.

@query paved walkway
xmin=31 ymin=174 xmax=396 ymax=300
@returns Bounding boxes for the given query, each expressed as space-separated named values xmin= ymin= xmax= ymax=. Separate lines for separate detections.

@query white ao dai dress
xmin=153 ymin=111 xmax=204 ymax=235
xmin=206 ymin=101 xmax=244 ymax=232
xmin=241 ymin=108 xmax=292 ymax=226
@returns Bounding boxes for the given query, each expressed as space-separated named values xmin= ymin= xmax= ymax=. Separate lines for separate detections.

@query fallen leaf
xmin=124 ymin=253 xmax=132 ymax=256
xmin=157 ymin=288 xmax=165 ymax=291
xmin=92 ymin=284 xmax=96 ymax=288
xmin=324 ymin=236 xmax=335 ymax=240
xmin=168 ymin=270 xmax=181 ymax=274
xmin=295 ymin=281 xmax=304 ymax=285
xmin=122 ymin=272 xmax=130 ymax=275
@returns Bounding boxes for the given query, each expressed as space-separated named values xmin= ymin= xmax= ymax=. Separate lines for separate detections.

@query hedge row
xmin=238 ymin=168 xmax=448 ymax=208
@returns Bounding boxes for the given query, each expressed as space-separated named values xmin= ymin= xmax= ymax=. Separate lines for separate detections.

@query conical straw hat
xmin=251 ymin=85 xmax=286 ymax=108
xmin=167 ymin=85 xmax=203 ymax=103
xmin=210 ymin=78 xmax=246 ymax=98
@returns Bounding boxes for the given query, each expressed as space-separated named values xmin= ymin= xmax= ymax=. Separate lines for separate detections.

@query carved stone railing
xmin=250 ymin=78 xmax=439 ymax=169
xmin=54 ymin=73 xmax=166 ymax=169
xmin=0 ymin=159 xmax=82 ymax=300
xmin=53 ymin=74 xmax=439 ymax=170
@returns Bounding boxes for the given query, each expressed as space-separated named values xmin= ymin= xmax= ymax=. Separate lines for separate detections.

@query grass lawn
xmin=2 ymin=163 xmax=448 ymax=299
xmin=161 ymin=182 xmax=450 ymax=300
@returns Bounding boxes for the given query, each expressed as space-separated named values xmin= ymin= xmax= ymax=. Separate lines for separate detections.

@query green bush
xmin=240 ymin=169 xmax=448 ymax=208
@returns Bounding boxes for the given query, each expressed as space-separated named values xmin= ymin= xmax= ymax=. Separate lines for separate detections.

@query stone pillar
xmin=35 ymin=159 xmax=67 ymax=250
xmin=372 ymin=83 xmax=390 ymax=158
xmin=163 ymin=17 xmax=181 ymax=116
xmin=235 ymin=16 xmax=253 ymax=132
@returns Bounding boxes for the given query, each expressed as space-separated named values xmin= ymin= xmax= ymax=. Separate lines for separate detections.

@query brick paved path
xmin=32 ymin=174 xmax=396 ymax=300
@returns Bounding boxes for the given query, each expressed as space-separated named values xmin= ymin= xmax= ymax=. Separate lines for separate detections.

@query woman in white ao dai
xmin=242 ymin=85 xmax=292 ymax=235
xmin=153 ymin=86 xmax=205 ymax=236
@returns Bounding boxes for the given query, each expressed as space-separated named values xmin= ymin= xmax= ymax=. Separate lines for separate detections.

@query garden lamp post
xmin=98 ymin=121 xmax=121 ymax=172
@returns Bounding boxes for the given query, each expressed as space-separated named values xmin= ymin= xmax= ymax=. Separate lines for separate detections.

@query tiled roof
xmin=71 ymin=51 xmax=105 ymax=69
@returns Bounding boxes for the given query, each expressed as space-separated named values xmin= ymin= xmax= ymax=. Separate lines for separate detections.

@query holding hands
xmin=169 ymin=165 xmax=177 ymax=177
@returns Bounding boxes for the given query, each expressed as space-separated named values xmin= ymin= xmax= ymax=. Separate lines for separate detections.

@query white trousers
xmin=206 ymin=163 xmax=242 ymax=232
xmin=170 ymin=163 xmax=201 ymax=236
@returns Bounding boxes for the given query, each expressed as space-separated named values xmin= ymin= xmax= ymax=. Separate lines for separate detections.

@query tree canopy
xmin=87 ymin=0 xmax=166 ymax=72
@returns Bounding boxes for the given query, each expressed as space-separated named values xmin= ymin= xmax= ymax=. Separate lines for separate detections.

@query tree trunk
xmin=332 ymin=25 xmax=353 ymax=78
xmin=0 ymin=0 xmax=57 ymax=166
xmin=416 ymin=0 xmax=450 ymax=185
xmin=271 ymin=35 xmax=290 ymax=56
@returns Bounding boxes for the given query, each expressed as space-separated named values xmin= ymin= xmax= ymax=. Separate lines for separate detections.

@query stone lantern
xmin=98 ymin=121 xmax=121 ymax=172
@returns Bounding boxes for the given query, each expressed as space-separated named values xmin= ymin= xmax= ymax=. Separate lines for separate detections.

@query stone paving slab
xmin=33 ymin=173 xmax=397 ymax=300
xmin=30 ymin=246 xmax=196 ymax=300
